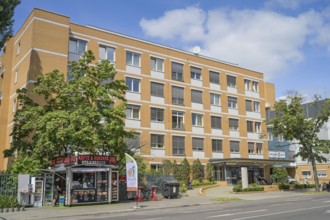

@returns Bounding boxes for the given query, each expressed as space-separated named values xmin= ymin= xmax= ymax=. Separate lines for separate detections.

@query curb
xmin=199 ymin=184 xmax=222 ymax=196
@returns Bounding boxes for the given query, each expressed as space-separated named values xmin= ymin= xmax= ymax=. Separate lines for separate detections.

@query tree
xmin=0 ymin=0 xmax=21 ymax=48
xmin=176 ymin=158 xmax=190 ymax=185
xmin=5 ymin=51 xmax=133 ymax=170
xmin=191 ymin=159 xmax=203 ymax=182
xmin=272 ymin=167 xmax=288 ymax=184
xmin=268 ymin=95 xmax=330 ymax=191
xmin=162 ymin=159 xmax=173 ymax=176
xmin=205 ymin=162 xmax=215 ymax=182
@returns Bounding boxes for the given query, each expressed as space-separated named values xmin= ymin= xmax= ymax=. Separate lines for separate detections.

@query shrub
xmin=272 ymin=167 xmax=288 ymax=183
xmin=233 ymin=184 xmax=264 ymax=192
xmin=180 ymin=182 xmax=187 ymax=193
xmin=278 ymin=182 xmax=290 ymax=190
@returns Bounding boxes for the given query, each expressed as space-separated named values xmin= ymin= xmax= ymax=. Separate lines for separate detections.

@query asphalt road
xmin=51 ymin=194 xmax=330 ymax=220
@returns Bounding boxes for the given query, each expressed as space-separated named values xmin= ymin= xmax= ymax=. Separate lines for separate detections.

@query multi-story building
xmin=0 ymin=9 xmax=285 ymax=183
xmin=267 ymin=99 xmax=330 ymax=183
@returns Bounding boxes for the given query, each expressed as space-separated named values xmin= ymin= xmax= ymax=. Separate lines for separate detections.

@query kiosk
xmin=49 ymin=154 xmax=119 ymax=206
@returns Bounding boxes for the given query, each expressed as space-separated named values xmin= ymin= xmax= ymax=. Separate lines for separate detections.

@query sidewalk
xmin=0 ymin=186 xmax=311 ymax=220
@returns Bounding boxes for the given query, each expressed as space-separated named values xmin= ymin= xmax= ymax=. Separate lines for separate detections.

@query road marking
xmin=231 ymin=204 xmax=330 ymax=220
xmin=205 ymin=208 xmax=242 ymax=214
xmin=270 ymin=202 xmax=292 ymax=206
xmin=207 ymin=209 xmax=267 ymax=218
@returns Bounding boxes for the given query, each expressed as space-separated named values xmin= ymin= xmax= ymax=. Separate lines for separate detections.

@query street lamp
xmin=74 ymin=151 xmax=79 ymax=165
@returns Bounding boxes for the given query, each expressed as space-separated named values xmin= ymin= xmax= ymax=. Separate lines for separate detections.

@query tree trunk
xmin=310 ymin=156 xmax=320 ymax=192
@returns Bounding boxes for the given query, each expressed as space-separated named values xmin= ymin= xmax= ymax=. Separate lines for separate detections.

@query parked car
xmin=288 ymin=176 xmax=296 ymax=183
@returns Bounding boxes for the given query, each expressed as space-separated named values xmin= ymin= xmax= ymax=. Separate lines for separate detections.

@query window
xmin=230 ymin=141 xmax=240 ymax=153
xmin=317 ymin=170 xmax=327 ymax=177
xmin=244 ymin=79 xmax=251 ymax=91
xmin=248 ymin=142 xmax=255 ymax=154
xmin=13 ymin=99 xmax=17 ymax=113
xmin=191 ymin=90 xmax=202 ymax=104
xmin=191 ymin=67 xmax=201 ymax=80
xmin=210 ymin=93 xmax=220 ymax=106
xmin=212 ymin=139 xmax=222 ymax=152
xmin=256 ymin=143 xmax=263 ymax=154
xmin=192 ymin=113 xmax=203 ymax=127
xmin=192 ymin=137 xmax=204 ymax=151
xmin=151 ymin=82 xmax=164 ymax=97
xmin=99 ymin=45 xmax=115 ymax=62
xmin=255 ymin=122 xmax=261 ymax=133
xmin=227 ymin=75 xmax=236 ymax=88
xmin=17 ymin=42 xmax=20 ymax=55
xmin=209 ymin=71 xmax=220 ymax=84
xmin=229 ymin=118 xmax=239 ymax=131
xmin=172 ymin=86 xmax=184 ymax=105
xmin=15 ymin=69 xmax=18 ymax=84
xmin=172 ymin=136 xmax=185 ymax=155
xmin=252 ymin=81 xmax=259 ymax=92
xmin=69 ymin=38 xmax=87 ymax=61
xmin=151 ymin=134 xmax=164 ymax=148
xmin=126 ymin=51 xmax=140 ymax=67
xmin=172 ymin=62 xmax=184 ymax=81
xmin=126 ymin=104 xmax=140 ymax=119
xmin=126 ymin=132 xmax=140 ymax=150
xmin=302 ymin=171 xmax=311 ymax=178
xmin=247 ymin=121 xmax=254 ymax=132
xmin=254 ymin=101 xmax=260 ymax=112
xmin=151 ymin=57 xmax=164 ymax=72
xmin=228 ymin=96 xmax=237 ymax=109
xmin=172 ymin=111 xmax=184 ymax=130
xmin=246 ymin=100 xmax=252 ymax=112
xmin=211 ymin=116 xmax=222 ymax=129
xmin=151 ymin=108 xmax=164 ymax=122
xmin=126 ymin=77 xmax=140 ymax=92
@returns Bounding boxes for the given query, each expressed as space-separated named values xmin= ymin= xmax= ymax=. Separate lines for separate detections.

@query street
xmin=52 ymin=194 xmax=330 ymax=220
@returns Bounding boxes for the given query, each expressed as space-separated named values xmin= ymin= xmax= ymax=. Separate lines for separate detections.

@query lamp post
xmin=66 ymin=145 xmax=71 ymax=166
xmin=74 ymin=151 xmax=79 ymax=165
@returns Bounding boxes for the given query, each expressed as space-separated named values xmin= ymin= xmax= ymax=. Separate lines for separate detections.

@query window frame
xmin=99 ymin=45 xmax=115 ymax=62
xmin=192 ymin=113 xmax=203 ymax=127
xmin=228 ymin=96 xmax=238 ymax=109
xmin=172 ymin=62 xmax=184 ymax=81
xmin=211 ymin=116 xmax=222 ymax=129
xmin=191 ymin=89 xmax=203 ymax=104
xmin=126 ymin=77 xmax=140 ymax=93
xmin=209 ymin=71 xmax=220 ymax=84
xmin=126 ymin=51 xmax=141 ymax=67
xmin=227 ymin=75 xmax=236 ymax=88
xmin=151 ymin=82 xmax=164 ymax=97
xmin=172 ymin=136 xmax=185 ymax=155
xmin=255 ymin=122 xmax=261 ymax=133
xmin=212 ymin=139 xmax=223 ymax=152
xmin=172 ymin=111 xmax=184 ymax=130
xmin=151 ymin=134 xmax=165 ymax=149
xmin=190 ymin=66 xmax=202 ymax=80
xmin=317 ymin=170 xmax=327 ymax=177
xmin=192 ymin=137 xmax=204 ymax=151
xmin=230 ymin=141 xmax=240 ymax=153
xmin=150 ymin=107 xmax=164 ymax=122
xmin=248 ymin=142 xmax=255 ymax=154
xmin=210 ymin=93 xmax=220 ymax=106
xmin=172 ymin=86 xmax=184 ymax=105
xmin=125 ymin=104 xmax=140 ymax=120
xmin=247 ymin=120 xmax=254 ymax=133
xmin=254 ymin=101 xmax=260 ymax=112
xmin=302 ymin=170 xmax=311 ymax=178
xmin=151 ymin=57 xmax=164 ymax=72
xmin=229 ymin=118 xmax=239 ymax=131
xmin=244 ymin=79 xmax=251 ymax=91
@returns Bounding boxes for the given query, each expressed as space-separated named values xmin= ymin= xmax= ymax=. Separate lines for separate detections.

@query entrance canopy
xmin=210 ymin=158 xmax=295 ymax=166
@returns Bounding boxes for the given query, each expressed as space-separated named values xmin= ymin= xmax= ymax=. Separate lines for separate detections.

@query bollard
xmin=151 ymin=185 xmax=158 ymax=201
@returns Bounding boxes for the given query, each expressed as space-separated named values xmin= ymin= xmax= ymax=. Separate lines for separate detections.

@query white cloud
xmin=139 ymin=6 xmax=330 ymax=80
xmin=139 ymin=6 xmax=206 ymax=42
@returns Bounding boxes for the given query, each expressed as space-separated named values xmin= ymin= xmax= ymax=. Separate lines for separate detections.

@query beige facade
xmin=0 ymin=9 xmax=276 ymax=172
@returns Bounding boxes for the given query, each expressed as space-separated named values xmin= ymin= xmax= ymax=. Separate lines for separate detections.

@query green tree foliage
xmin=176 ymin=158 xmax=190 ymax=184
xmin=172 ymin=160 xmax=179 ymax=180
xmin=191 ymin=159 xmax=203 ymax=182
xmin=0 ymin=0 xmax=20 ymax=48
xmin=162 ymin=159 xmax=173 ymax=176
xmin=5 ymin=51 xmax=132 ymax=169
xmin=8 ymin=152 xmax=42 ymax=174
xmin=205 ymin=162 xmax=215 ymax=182
xmin=268 ymin=95 xmax=330 ymax=191
xmin=272 ymin=167 xmax=288 ymax=184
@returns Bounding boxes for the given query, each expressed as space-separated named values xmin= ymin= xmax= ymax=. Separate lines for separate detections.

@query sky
xmin=12 ymin=0 xmax=330 ymax=100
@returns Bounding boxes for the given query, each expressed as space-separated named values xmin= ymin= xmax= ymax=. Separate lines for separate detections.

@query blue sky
xmin=13 ymin=0 xmax=330 ymax=100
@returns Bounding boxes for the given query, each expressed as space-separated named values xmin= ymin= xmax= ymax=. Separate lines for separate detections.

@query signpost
xmin=125 ymin=153 xmax=139 ymax=209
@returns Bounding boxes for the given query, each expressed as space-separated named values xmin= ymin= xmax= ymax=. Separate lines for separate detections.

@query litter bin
xmin=59 ymin=196 xmax=65 ymax=207
xmin=162 ymin=181 xmax=180 ymax=199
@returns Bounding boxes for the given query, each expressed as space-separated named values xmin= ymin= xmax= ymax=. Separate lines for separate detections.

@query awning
xmin=210 ymin=158 xmax=295 ymax=166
